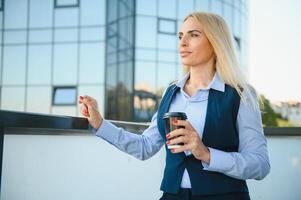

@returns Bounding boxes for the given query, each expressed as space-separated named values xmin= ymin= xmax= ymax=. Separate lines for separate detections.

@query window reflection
xmin=55 ymin=0 xmax=79 ymax=8
xmin=158 ymin=0 xmax=176 ymax=18
xmin=136 ymin=0 xmax=156 ymax=16
xmin=136 ymin=16 xmax=157 ymax=48
xmin=29 ymin=0 xmax=53 ymax=28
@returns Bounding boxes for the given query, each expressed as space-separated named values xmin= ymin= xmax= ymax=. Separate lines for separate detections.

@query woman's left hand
xmin=166 ymin=120 xmax=211 ymax=164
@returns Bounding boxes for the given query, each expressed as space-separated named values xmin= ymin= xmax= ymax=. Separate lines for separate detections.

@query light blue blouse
xmin=93 ymin=72 xmax=270 ymax=188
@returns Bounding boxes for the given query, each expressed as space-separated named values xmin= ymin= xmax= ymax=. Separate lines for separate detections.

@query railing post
xmin=0 ymin=126 xmax=4 ymax=194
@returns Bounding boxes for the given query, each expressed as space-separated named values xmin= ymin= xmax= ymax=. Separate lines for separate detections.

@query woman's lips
xmin=180 ymin=51 xmax=192 ymax=57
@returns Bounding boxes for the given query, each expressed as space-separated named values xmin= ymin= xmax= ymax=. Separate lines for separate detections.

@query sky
xmin=249 ymin=0 xmax=301 ymax=102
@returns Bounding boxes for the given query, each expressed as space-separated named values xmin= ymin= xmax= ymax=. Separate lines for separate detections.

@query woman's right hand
xmin=78 ymin=95 xmax=103 ymax=129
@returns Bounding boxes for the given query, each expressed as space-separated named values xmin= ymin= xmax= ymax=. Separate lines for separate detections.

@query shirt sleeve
xmin=92 ymin=112 xmax=165 ymax=161
xmin=202 ymin=91 xmax=271 ymax=180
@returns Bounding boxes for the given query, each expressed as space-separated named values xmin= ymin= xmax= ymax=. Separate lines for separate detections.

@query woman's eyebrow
xmin=178 ymin=30 xmax=202 ymax=35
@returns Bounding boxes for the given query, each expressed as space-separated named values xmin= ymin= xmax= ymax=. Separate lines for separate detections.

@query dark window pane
xmin=55 ymin=0 xmax=79 ymax=8
xmin=53 ymin=87 xmax=77 ymax=105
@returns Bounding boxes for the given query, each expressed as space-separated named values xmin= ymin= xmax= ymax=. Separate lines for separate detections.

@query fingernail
xmin=171 ymin=149 xmax=175 ymax=153
xmin=166 ymin=134 xmax=170 ymax=138
xmin=166 ymin=141 xmax=170 ymax=144
xmin=80 ymin=96 xmax=84 ymax=100
xmin=173 ymin=119 xmax=177 ymax=123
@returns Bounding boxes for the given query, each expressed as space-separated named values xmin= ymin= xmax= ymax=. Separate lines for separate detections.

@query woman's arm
xmin=202 ymin=94 xmax=271 ymax=180
xmin=92 ymin=112 xmax=165 ymax=161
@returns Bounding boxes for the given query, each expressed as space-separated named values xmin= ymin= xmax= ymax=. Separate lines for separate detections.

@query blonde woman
xmin=79 ymin=12 xmax=270 ymax=200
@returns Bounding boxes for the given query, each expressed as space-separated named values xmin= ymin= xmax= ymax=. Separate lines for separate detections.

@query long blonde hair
xmin=183 ymin=12 xmax=258 ymax=108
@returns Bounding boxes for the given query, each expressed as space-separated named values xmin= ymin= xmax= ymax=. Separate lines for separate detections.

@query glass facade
xmin=0 ymin=0 xmax=248 ymax=122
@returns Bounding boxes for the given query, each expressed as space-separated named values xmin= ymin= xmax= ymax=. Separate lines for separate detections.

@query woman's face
xmin=178 ymin=17 xmax=215 ymax=67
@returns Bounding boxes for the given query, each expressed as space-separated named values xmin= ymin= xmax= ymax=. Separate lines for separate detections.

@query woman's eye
xmin=191 ymin=33 xmax=199 ymax=37
xmin=178 ymin=36 xmax=182 ymax=40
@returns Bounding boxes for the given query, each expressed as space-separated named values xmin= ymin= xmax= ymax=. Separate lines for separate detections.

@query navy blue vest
xmin=157 ymin=84 xmax=249 ymax=196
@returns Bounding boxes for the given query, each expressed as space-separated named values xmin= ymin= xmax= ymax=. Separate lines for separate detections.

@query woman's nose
xmin=180 ymin=37 xmax=188 ymax=47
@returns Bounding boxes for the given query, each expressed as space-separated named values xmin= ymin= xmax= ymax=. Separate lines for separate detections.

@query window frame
xmin=52 ymin=86 xmax=77 ymax=106
xmin=157 ymin=17 xmax=177 ymax=35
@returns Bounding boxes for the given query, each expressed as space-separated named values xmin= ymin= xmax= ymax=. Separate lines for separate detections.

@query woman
xmin=79 ymin=12 xmax=270 ymax=200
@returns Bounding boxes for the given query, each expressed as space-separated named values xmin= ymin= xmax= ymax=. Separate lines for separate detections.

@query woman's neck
xmin=187 ymin=59 xmax=216 ymax=90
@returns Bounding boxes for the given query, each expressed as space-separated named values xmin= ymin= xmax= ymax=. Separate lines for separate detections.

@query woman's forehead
xmin=179 ymin=17 xmax=203 ymax=32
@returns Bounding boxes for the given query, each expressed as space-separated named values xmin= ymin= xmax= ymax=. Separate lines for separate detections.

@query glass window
xmin=4 ymin=30 xmax=26 ymax=45
xmin=158 ymin=50 xmax=177 ymax=63
xmin=79 ymin=43 xmax=105 ymax=84
xmin=136 ymin=0 xmax=156 ymax=16
xmin=4 ymin=0 xmax=28 ymax=29
xmin=29 ymin=0 xmax=53 ymax=28
xmin=55 ymin=0 xmax=79 ymax=8
xmin=157 ymin=63 xmax=176 ymax=90
xmin=2 ymin=46 xmax=26 ymax=85
xmin=158 ymin=0 xmax=176 ymax=19
xmin=54 ymin=28 xmax=78 ymax=42
xmin=224 ymin=0 xmax=233 ymax=6
xmin=80 ymin=0 xmax=105 ymax=26
xmin=1 ymin=86 xmax=25 ymax=111
xmin=26 ymin=86 xmax=51 ymax=113
xmin=0 ymin=0 xmax=3 ymax=11
xmin=234 ymin=9 xmax=241 ymax=37
xmin=107 ymin=0 xmax=118 ymax=22
xmin=211 ymin=0 xmax=222 ymax=15
xmin=135 ymin=48 xmax=156 ymax=61
xmin=29 ymin=30 xmax=52 ymax=43
xmin=28 ymin=45 xmax=52 ymax=85
xmin=158 ymin=34 xmax=177 ymax=50
xmin=135 ymin=61 xmax=156 ymax=91
xmin=223 ymin=4 xmax=233 ymax=30
xmin=136 ymin=16 xmax=156 ymax=48
xmin=80 ymin=27 xmax=105 ymax=42
xmin=53 ymin=44 xmax=78 ymax=85
xmin=234 ymin=0 xmax=241 ymax=10
xmin=195 ymin=0 xmax=209 ymax=12
xmin=158 ymin=18 xmax=177 ymax=35
xmin=178 ymin=0 xmax=194 ymax=20
xmin=54 ymin=9 xmax=79 ymax=27
xmin=53 ymin=86 xmax=77 ymax=105
xmin=0 ymin=13 xmax=3 ymax=28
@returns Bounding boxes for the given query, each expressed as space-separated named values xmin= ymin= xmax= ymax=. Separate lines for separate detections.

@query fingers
xmin=167 ymin=135 xmax=187 ymax=146
xmin=166 ymin=128 xmax=188 ymax=139
xmin=170 ymin=144 xmax=190 ymax=153
xmin=172 ymin=119 xmax=195 ymax=130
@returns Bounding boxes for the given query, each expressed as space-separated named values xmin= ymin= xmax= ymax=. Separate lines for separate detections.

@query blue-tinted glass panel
xmin=107 ymin=0 xmax=117 ymax=22
xmin=195 ymin=0 xmax=209 ymax=11
xmin=223 ymin=4 xmax=233 ymax=30
xmin=135 ymin=48 xmax=156 ymax=61
xmin=53 ymin=44 xmax=78 ymax=85
xmin=178 ymin=0 xmax=194 ymax=20
xmin=29 ymin=0 xmax=53 ymax=28
xmin=136 ymin=16 xmax=156 ymax=48
xmin=79 ymin=43 xmax=105 ymax=84
xmin=211 ymin=0 xmax=222 ymax=15
xmin=4 ymin=0 xmax=27 ymax=29
xmin=26 ymin=86 xmax=51 ymax=113
xmin=158 ymin=34 xmax=177 ymax=50
xmin=54 ymin=28 xmax=78 ymax=42
xmin=29 ymin=30 xmax=52 ymax=43
xmin=157 ymin=63 xmax=176 ymax=90
xmin=234 ymin=9 xmax=241 ymax=36
xmin=55 ymin=0 xmax=79 ymax=7
xmin=81 ymin=0 xmax=105 ymax=25
xmin=135 ymin=61 xmax=156 ymax=91
xmin=1 ymin=86 xmax=25 ymax=111
xmin=53 ymin=87 xmax=77 ymax=105
xmin=158 ymin=0 xmax=176 ymax=19
xmin=80 ymin=27 xmax=105 ymax=41
xmin=158 ymin=50 xmax=177 ymax=63
xmin=4 ymin=31 xmax=26 ymax=44
xmin=54 ymin=9 xmax=79 ymax=27
xmin=224 ymin=0 xmax=233 ymax=5
xmin=2 ymin=46 xmax=26 ymax=85
xmin=28 ymin=45 xmax=52 ymax=85
xmin=158 ymin=18 xmax=177 ymax=34
xmin=136 ymin=0 xmax=156 ymax=16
